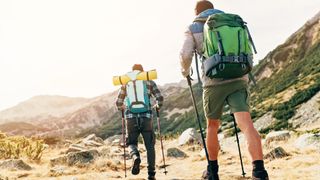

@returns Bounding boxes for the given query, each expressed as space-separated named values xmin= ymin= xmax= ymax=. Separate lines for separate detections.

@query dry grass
xmin=0 ymin=136 xmax=319 ymax=180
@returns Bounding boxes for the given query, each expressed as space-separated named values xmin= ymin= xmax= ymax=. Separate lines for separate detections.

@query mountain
xmin=0 ymin=12 xmax=319 ymax=138
xmin=0 ymin=95 xmax=90 ymax=124
xmin=253 ymin=11 xmax=320 ymax=81
xmin=88 ymin=11 xmax=320 ymax=138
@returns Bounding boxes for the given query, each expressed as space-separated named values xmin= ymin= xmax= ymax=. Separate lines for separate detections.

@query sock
xmin=252 ymin=160 xmax=265 ymax=171
xmin=208 ymin=160 xmax=219 ymax=174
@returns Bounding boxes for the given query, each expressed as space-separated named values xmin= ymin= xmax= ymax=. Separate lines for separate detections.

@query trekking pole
xmin=231 ymin=113 xmax=246 ymax=177
xmin=155 ymin=108 xmax=168 ymax=175
xmin=186 ymin=76 xmax=210 ymax=164
xmin=121 ymin=109 xmax=127 ymax=178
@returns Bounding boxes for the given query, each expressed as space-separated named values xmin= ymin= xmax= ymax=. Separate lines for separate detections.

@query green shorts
xmin=203 ymin=80 xmax=250 ymax=119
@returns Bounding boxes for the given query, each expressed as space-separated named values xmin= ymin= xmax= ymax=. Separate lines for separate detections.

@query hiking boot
xmin=131 ymin=156 xmax=141 ymax=175
xmin=252 ymin=170 xmax=269 ymax=180
xmin=201 ymin=170 xmax=219 ymax=180
xmin=148 ymin=171 xmax=156 ymax=180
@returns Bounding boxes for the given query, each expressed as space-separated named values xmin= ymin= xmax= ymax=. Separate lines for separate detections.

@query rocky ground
xmin=0 ymin=130 xmax=319 ymax=180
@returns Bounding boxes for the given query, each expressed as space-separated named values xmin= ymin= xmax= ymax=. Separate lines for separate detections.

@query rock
xmin=98 ymin=147 xmax=111 ymax=157
xmin=83 ymin=140 xmax=104 ymax=147
xmin=290 ymin=92 xmax=320 ymax=129
xmin=50 ymin=150 xmax=100 ymax=167
xmin=104 ymin=135 xmax=122 ymax=145
xmin=264 ymin=147 xmax=290 ymax=161
xmin=82 ymin=134 xmax=104 ymax=147
xmin=0 ymin=159 xmax=32 ymax=171
xmin=167 ymin=148 xmax=187 ymax=158
xmin=220 ymin=133 xmax=245 ymax=151
xmin=218 ymin=133 xmax=225 ymax=141
xmin=49 ymin=166 xmax=69 ymax=176
xmin=0 ymin=176 xmax=8 ymax=180
xmin=294 ymin=133 xmax=320 ymax=150
xmin=111 ymin=139 xmax=120 ymax=146
xmin=265 ymin=131 xmax=290 ymax=146
xmin=254 ymin=112 xmax=274 ymax=131
xmin=66 ymin=144 xmax=88 ymax=154
xmin=178 ymin=128 xmax=201 ymax=146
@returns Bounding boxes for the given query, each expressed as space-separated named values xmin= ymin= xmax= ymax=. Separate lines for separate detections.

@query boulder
xmin=265 ymin=131 xmax=290 ymax=146
xmin=264 ymin=147 xmax=290 ymax=161
xmin=66 ymin=144 xmax=88 ymax=154
xmin=82 ymin=134 xmax=104 ymax=147
xmin=289 ymin=92 xmax=320 ymax=129
xmin=167 ymin=148 xmax=187 ymax=158
xmin=83 ymin=140 xmax=104 ymax=147
xmin=0 ymin=159 xmax=32 ymax=171
xmin=178 ymin=128 xmax=201 ymax=146
xmin=254 ymin=112 xmax=274 ymax=131
xmin=50 ymin=150 xmax=99 ymax=167
xmin=104 ymin=135 xmax=122 ymax=145
xmin=294 ymin=133 xmax=320 ymax=150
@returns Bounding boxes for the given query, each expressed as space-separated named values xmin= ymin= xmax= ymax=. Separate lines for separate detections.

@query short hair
xmin=132 ymin=64 xmax=144 ymax=71
xmin=195 ymin=0 xmax=214 ymax=15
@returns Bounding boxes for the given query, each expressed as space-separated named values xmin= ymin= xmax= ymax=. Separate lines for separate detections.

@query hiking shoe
xmin=148 ymin=171 xmax=156 ymax=180
xmin=252 ymin=170 xmax=269 ymax=180
xmin=131 ymin=156 xmax=141 ymax=175
xmin=201 ymin=170 xmax=219 ymax=180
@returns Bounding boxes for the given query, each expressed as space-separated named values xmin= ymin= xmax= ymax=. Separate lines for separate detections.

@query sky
xmin=0 ymin=0 xmax=319 ymax=111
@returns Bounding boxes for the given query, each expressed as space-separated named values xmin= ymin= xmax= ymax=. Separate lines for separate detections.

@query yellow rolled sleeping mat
xmin=113 ymin=69 xmax=157 ymax=86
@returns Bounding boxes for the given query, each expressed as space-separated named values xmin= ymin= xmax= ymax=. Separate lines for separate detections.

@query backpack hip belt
xmin=203 ymin=54 xmax=253 ymax=77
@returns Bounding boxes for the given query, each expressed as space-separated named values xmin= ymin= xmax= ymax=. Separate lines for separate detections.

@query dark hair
xmin=132 ymin=64 xmax=144 ymax=71
xmin=195 ymin=0 xmax=214 ymax=15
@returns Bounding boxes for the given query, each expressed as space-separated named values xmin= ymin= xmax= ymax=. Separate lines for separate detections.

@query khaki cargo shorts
xmin=203 ymin=80 xmax=250 ymax=119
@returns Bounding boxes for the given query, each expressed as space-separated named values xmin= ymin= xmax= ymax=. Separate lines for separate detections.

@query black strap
xmin=215 ymin=31 xmax=225 ymax=56
xmin=245 ymin=26 xmax=257 ymax=54
xmin=132 ymin=81 xmax=139 ymax=102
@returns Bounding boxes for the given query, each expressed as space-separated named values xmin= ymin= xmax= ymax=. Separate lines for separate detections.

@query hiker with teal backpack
xmin=116 ymin=64 xmax=164 ymax=180
xmin=179 ymin=1 xmax=269 ymax=180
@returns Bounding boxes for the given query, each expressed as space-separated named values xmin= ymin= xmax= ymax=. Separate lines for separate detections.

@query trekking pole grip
xmin=186 ymin=75 xmax=192 ymax=86
xmin=156 ymin=108 xmax=160 ymax=117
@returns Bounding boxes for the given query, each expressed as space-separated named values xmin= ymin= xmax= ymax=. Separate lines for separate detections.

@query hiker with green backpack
xmin=116 ymin=64 xmax=164 ymax=180
xmin=179 ymin=1 xmax=269 ymax=180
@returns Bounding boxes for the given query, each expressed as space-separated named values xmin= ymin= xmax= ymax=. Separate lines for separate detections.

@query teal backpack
xmin=125 ymin=71 xmax=150 ymax=113
xmin=199 ymin=13 xmax=257 ymax=79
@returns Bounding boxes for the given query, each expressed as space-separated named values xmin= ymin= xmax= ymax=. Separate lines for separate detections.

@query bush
xmin=0 ymin=133 xmax=46 ymax=161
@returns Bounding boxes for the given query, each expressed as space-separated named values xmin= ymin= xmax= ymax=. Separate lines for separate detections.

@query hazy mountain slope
xmin=253 ymin=11 xmax=320 ymax=81
xmin=0 ymin=12 xmax=319 ymax=138
xmin=0 ymin=95 xmax=90 ymax=124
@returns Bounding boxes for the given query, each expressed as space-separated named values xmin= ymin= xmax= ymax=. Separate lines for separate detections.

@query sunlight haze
xmin=0 ymin=0 xmax=319 ymax=110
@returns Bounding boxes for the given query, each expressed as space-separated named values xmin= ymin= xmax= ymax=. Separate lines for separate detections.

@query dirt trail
xmin=0 ymin=137 xmax=319 ymax=180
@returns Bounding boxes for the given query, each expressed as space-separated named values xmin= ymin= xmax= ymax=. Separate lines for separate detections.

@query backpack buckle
xmin=218 ymin=63 xmax=225 ymax=71
xmin=234 ymin=56 xmax=239 ymax=63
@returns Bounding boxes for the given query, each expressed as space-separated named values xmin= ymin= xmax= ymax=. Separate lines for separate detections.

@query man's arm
xmin=115 ymin=85 xmax=126 ymax=110
xmin=149 ymin=81 xmax=164 ymax=108
xmin=180 ymin=26 xmax=196 ymax=77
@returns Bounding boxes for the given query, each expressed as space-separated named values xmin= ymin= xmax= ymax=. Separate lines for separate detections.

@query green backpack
xmin=200 ymin=13 xmax=257 ymax=79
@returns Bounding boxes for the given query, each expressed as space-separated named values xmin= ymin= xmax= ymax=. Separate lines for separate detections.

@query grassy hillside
xmin=81 ymin=12 xmax=320 ymax=139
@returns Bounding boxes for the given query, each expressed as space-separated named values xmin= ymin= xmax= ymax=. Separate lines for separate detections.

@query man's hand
xmin=153 ymin=104 xmax=160 ymax=111
xmin=181 ymin=68 xmax=190 ymax=77
xmin=120 ymin=104 xmax=126 ymax=110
